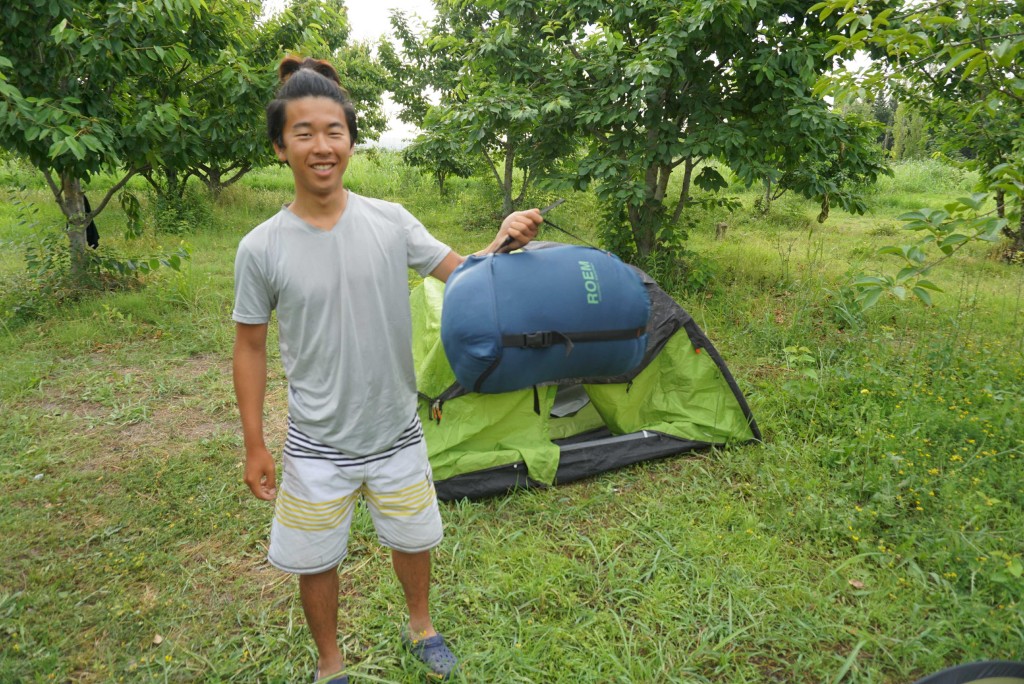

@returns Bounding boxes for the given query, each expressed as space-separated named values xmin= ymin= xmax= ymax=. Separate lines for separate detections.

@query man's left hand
xmin=430 ymin=208 xmax=546 ymax=283
xmin=494 ymin=208 xmax=543 ymax=253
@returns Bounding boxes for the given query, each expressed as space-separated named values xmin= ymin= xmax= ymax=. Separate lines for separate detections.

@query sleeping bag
xmin=441 ymin=244 xmax=650 ymax=393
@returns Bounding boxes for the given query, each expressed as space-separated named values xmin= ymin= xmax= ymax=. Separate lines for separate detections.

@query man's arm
xmin=233 ymin=321 xmax=276 ymax=501
xmin=429 ymin=208 xmax=543 ymax=283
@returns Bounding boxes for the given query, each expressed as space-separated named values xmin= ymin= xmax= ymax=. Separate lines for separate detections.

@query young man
xmin=232 ymin=57 xmax=542 ymax=684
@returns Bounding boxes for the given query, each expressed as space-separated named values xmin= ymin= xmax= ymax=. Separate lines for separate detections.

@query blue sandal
xmin=313 ymin=669 xmax=348 ymax=684
xmin=402 ymin=629 xmax=459 ymax=680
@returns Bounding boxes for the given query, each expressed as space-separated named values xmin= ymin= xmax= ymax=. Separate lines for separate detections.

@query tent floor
xmin=434 ymin=428 xmax=713 ymax=501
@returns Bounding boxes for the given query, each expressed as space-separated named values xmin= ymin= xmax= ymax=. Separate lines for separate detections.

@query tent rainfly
xmin=412 ymin=242 xmax=762 ymax=501
xmin=911 ymin=661 xmax=1024 ymax=684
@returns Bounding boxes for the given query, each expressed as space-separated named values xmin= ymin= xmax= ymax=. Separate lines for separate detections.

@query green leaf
xmin=836 ymin=12 xmax=856 ymax=29
xmin=80 ymin=134 xmax=104 ymax=152
xmin=65 ymin=137 xmax=86 ymax=160
xmin=915 ymin=279 xmax=944 ymax=292
xmin=47 ymin=139 xmax=67 ymax=158
xmin=852 ymin=275 xmax=886 ymax=287
xmin=959 ymin=192 xmax=989 ymax=211
xmin=857 ymin=286 xmax=884 ymax=310
xmin=912 ymin=286 xmax=933 ymax=306
xmin=50 ymin=18 xmax=68 ymax=38
xmin=943 ymin=47 xmax=982 ymax=75
xmin=693 ymin=166 xmax=727 ymax=192
xmin=896 ymin=266 xmax=919 ymax=283
xmin=961 ymin=53 xmax=989 ymax=81
xmin=809 ymin=2 xmax=829 ymax=17
xmin=978 ymin=218 xmax=1008 ymax=241
xmin=938 ymin=233 xmax=970 ymax=250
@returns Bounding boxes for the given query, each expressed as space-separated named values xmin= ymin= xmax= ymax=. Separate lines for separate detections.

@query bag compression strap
xmin=501 ymin=327 xmax=645 ymax=357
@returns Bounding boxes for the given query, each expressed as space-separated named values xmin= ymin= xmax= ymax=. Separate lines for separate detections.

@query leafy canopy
xmin=498 ymin=0 xmax=884 ymax=259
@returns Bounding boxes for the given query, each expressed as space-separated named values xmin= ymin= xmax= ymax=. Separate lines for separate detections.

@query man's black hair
xmin=266 ymin=57 xmax=358 ymax=148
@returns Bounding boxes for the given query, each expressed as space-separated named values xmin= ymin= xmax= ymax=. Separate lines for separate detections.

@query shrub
xmin=873 ymin=159 xmax=977 ymax=196
xmin=148 ymin=183 xmax=214 ymax=235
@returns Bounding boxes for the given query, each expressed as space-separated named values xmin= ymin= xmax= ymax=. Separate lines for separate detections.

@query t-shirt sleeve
xmin=232 ymin=238 xmax=274 ymax=324
xmin=403 ymin=208 xmax=452 ymax=276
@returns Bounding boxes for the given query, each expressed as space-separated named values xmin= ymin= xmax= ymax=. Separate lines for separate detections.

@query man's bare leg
xmin=299 ymin=568 xmax=344 ymax=677
xmin=392 ymin=549 xmax=436 ymax=636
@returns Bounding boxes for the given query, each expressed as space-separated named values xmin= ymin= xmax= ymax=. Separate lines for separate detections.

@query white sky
xmin=262 ymin=0 xmax=437 ymax=147
xmin=261 ymin=0 xmax=435 ymax=43
xmin=346 ymin=0 xmax=437 ymax=147
xmin=345 ymin=0 xmax=436 ymax=44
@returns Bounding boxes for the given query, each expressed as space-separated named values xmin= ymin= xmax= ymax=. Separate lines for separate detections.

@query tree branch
xmin=93 ymin=166 xmax=147 ymax=217
xmin=481 ymin=147 xmax=502 ymax=189
xmin=222 ymin=164 xmax=253 ymax=187
xmin=43 ymin=169 xmax=63 ymax=208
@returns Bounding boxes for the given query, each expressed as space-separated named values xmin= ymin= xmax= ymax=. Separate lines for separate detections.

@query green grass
xmin=1 ymin=153 xmax=1021 ymax=683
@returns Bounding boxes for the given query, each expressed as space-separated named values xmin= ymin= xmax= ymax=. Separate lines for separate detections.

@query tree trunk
xmin=758 ymin=178 xmax=773 ymax=214
xmin=629 ymin=170 xmax=657 ymax=260
xmin=672 ymin=157 xmax=694 ymax=224
xmin=629 ymin=198 xmax=663 ymax=260
xmin=625 ymin=156 xmax=678 ymax=260
xmin=1005 ymin=211 xmax=1024 ymax=263
xmin=166 ymin=167 xmax=182 ymax=199
xmin=201 ymin=163 xmax=250 ymax=199
xmin=61 ymin=172 xmax=91 ymax=282
xmin=501 ymin=146 xmax=514 ymax=216
xmin=995 ymin=188 xmax=1005 ymax=219
xmin=513 ymin=166 xmax=532 ymax=208
xmin=628 ymin=203 xmax=655 ymax=259
xmin=206 ymin=166 xmax=224 ymax=200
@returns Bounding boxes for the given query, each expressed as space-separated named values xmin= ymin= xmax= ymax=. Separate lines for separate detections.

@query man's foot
xmin=402 ymin=628 xmax=459 ymax=680
xmin=313 ymin=668 xmax=349 ymax=684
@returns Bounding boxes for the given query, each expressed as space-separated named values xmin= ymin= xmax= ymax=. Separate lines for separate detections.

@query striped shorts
xmin=267 ymin=415 xmax=443 ymax=574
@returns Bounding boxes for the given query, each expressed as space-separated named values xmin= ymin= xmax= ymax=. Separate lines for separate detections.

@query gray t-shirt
xmin=232 ymin=192 xmax=451 ymax=455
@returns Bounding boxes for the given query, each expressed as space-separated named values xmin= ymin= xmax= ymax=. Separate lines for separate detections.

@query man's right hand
xmin=244 ymin=446 xmax=277 ymax=500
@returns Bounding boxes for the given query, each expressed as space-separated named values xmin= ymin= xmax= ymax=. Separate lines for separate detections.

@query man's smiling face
xmin=273 ymin=95 xmax=354 ymax=199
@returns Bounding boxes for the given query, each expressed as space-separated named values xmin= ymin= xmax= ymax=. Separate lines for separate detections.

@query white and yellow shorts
xmin=268 ymin=415 xmax=443 ymax=574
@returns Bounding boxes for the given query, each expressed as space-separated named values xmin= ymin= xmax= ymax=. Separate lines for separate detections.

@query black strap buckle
xmin=522 ymin=332 xmax=554 ymax=348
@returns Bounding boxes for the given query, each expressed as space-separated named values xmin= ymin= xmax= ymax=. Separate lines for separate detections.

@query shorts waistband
xmin=284 ymin=415 xmax=424 ymax=468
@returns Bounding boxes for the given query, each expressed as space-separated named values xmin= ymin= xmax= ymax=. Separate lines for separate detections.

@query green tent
xmin=412 ymin=243 xmax=761 ymax=500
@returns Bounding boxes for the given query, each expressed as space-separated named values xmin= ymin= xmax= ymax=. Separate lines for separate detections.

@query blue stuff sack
xmin=441 ymin=245 xmax=651 ymax=394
